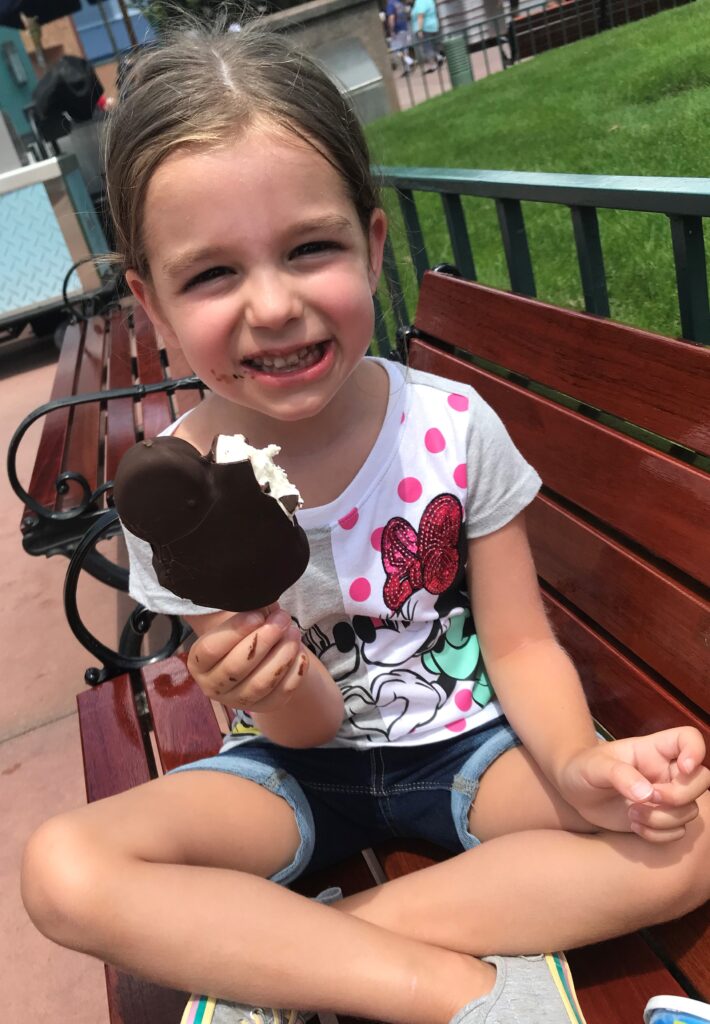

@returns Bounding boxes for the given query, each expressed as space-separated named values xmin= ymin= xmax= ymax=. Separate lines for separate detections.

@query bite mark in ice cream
xmin=210 ymin=434 xmax=302 ymax=520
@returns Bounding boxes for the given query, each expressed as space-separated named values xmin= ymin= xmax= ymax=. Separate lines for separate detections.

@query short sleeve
xmin=464 ymin=388 xmax=541 ymax=538
xmin=122 ymin=524 xmax=220 ymax=617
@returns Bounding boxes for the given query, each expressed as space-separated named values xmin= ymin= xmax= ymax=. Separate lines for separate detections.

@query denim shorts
xmin=171 ymin=718 xmax=519 ymax=886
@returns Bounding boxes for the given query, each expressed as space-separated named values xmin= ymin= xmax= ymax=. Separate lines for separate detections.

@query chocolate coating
xmin=113 ymin=436 xmax=310 ymax=611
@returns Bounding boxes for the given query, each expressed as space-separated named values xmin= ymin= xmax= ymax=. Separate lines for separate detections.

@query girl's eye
xmin=291 ymin=240 xmax=339 ymax=259
xmin=184 ymin=266 xmax=231 ymax=290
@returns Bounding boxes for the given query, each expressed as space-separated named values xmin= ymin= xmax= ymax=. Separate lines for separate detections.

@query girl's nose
xmin=243 ymin=269 xmax=303 ymax=330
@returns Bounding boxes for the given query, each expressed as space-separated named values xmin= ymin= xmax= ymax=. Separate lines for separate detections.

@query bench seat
xmin=73 ymin=268 xmax=709 ymax=1022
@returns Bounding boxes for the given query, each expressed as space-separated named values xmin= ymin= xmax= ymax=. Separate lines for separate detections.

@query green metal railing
xmin=374 ymin=167 xmax=710 ymax=349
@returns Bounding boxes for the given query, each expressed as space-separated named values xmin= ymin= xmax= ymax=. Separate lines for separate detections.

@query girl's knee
xmin=21 ymin=812 xmax=108 ymax=946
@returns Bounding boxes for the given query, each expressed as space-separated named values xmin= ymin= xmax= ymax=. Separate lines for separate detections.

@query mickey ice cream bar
xmin=113 ymin=434 xmax=310 ymax=612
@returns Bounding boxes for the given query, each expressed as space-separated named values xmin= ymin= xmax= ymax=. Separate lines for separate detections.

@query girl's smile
xmin=127 ymin=126 xmax=387 ymax=433
xmin=239 ymin=338 xmax=333 ymax=385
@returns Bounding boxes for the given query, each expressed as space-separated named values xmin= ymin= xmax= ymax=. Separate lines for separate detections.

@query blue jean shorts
xmin=171 ymin=718 xmax=519 ymax=886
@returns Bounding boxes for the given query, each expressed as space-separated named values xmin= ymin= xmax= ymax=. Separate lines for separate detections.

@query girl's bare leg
xmin=339 ymin=746 xmax=710 ymax=953
xmin=22 ymin=770 xmax=494 ymax=1024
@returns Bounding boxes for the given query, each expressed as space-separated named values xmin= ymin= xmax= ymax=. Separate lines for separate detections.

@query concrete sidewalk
xmin=1 ymin=332 xmax=113 ymax=1022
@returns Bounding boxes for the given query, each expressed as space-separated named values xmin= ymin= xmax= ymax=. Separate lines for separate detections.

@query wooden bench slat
xmin=77 ymin=675 xmax=151 ymax=802
xmin=24 ymin=320 xmax=86 ymax=517
xmin=58 ymin=316 xmax=108 ymax=512
xmin=294 ymin=852 xmax=381 ymax=898
xmin=410 ymin=340 xmax=710 ymax=587
xmin=77 ymin=676 xmax=206 ymax=1024
xmin=542 ymin=592 xmax=710 ymax=759
xmin=78 ymin=677 xmax=194 ymax=1024
xmin=105 ymin=966 xmax=187 ymax=1024
xmin=650 ymin=903 xmax=710 ymax=1002
xmin=415 ymin=275 xmax=710 ymax=456
xmin=133 ymin=307 xmax=175 ymax=440
xmin=105 ymin=311 xmax=139 ymax=483
xmin=142 ymin=655 xmax=223 ymax=773
xmin=567 ymin=935 xmax=686 ymax=1021
xmin=528 ymin=495 xmax=710 ymax=715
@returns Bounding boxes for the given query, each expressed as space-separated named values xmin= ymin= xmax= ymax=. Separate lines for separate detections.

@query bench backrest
xmin=22 ymin=306 xmax=200 ymax=522
xmin=408 ymin=270 xmax=710 ymax=757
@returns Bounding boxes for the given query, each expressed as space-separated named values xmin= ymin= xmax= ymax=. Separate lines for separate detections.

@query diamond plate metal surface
xmin=0 ymin=184 xmax=81 ymax=316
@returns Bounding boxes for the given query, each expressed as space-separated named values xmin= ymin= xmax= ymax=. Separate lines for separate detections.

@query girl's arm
xmin=469 ymin=512 xmax=709 ymax=839
xmin=467 ymin=512 xmax=598 ymax=786
xmin=185 ymin=608 xmax=344 ymax=748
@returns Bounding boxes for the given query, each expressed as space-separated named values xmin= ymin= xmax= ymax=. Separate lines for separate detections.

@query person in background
xmin=411 ymin=0 xmax=445 ymax=72
xmin=386 ymin=0 xmax=415 ymax=75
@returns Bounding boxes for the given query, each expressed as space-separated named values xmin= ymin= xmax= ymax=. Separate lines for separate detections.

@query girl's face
xmin=127 ymin=126 xmax=387 ymax=426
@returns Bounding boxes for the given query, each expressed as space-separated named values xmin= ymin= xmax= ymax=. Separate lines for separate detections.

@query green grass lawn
xmin=368 ymin=0 xmax=710 ymax=338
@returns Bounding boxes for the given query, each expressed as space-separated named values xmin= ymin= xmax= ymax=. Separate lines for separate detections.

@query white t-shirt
xmin=123 ymin=358 xmax=541 ymax=749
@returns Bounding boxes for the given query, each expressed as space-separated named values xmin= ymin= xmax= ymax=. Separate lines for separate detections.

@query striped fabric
xmin=180 ymin=995 xmax=216 ymax=1024
xmin=546 ymin=953 xmax=588 ymax=1024
xmin=180 ymin=998 xmax=305 ymax=1024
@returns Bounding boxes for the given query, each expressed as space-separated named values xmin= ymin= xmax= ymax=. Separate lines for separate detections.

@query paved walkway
xmin=393 ymin=42 xmax=505 ymax=110
xmin=1 ymin=331 xmax=112 ymax=1021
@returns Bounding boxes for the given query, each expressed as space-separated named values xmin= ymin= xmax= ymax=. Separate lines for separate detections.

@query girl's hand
xmin=187 ymin=605 xmax=306 ymax=713
xmin=558 ymin=727 xmax=710 ymax=843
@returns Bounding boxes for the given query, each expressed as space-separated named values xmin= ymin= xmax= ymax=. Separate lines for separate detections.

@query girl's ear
xmin=125 ymin=270 xmax=179 ymax=345
xmin=367 ymin=208 xmax=388 ymax=293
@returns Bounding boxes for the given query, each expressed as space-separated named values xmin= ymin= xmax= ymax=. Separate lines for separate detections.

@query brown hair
xmin=104 ymin=18 xmax=381 ymax=278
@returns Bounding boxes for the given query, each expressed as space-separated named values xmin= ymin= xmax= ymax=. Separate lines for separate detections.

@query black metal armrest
xmin=65 ymin=508 xmax=192 ymax=686
xmin=8 ymin=376 xmax=201 ymax=536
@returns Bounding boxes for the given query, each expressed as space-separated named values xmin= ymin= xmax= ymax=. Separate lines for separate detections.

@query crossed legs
xmin=21 ymin=747 xmax=710 ymax=1024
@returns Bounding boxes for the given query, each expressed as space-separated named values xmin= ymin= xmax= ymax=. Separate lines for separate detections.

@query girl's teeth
xmin=248 ymin=344 xmax=323 ymax=374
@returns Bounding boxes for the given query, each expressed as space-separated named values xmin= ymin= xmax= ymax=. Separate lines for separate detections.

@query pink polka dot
xmin=446 ymin=718 xmax=467 ymax=733
xmin=398 ymin=477 xmax=422 ymax=502
xmin=455 ymin=690 xmax=473 ymax=712
xmin=448 ymin=393 xmax=469 ymax=412
xmin=339 ymin=508 xmax=359 ymax=530
xmin=371 ymin=527 xmax=384 ymax=550
xmin=454 ymin=463 xmax=467 ymax=488
xmin=349 ymin=578 xmax=371 ymax=602
xmin=425 ymin=428 xmax=446 ymax=453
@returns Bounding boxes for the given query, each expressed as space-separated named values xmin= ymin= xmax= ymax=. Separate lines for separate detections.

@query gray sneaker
xmin=180 ymin=889 xmax=343 ymax=1024
xmin=180 ymin=999 xmax=309 ymax=1024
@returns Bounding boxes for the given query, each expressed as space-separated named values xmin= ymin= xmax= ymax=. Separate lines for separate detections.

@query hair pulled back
xmin=105 ymin=18 xmax=380 ymax=278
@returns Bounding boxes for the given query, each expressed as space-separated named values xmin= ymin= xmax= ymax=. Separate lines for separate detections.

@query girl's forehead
xmin=154 ymin=123 xmax=346 ymax=195
xmin=141 ymin=125 xmax=364 ymax=269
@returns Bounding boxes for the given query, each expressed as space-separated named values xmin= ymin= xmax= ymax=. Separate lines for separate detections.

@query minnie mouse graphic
xmin=292 ymin=494 xmax=495 ymax=743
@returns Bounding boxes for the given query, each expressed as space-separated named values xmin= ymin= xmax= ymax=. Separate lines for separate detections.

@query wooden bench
xmin=12 ymin=304 xmax=201 ymax=568
xmin=68 ymin=269 xmax=709 ymax=1022
xmin=9 ymin=305 xmax=204 ymax=676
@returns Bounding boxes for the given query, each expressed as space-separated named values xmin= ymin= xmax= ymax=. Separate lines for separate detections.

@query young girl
xmin=22 ymin=19 xmax=709 ymax=1024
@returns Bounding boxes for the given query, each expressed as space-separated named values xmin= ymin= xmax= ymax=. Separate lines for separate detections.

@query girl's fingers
xmin=237 ymin=647 xmax=309 ymax=713
xmin=217 ymin=634 xmax=303 ymax=708
xmin=674 ymin=726 xmax=707 ymax=774
xmin=586 ymin=756 xmax=655 ymax=803
xmin=188 ymin=610 xmax=267 ymax=674
xmin=629 ymin=823 xmax=688 ymax=844
xmin=209 ymin=618 xmax=301 ymax=708
xmin=628 ymin=800 xmax=699 ymax=832
xmin=209 ymin=616 xmax=300 ymax=697
xmin=649 ymin=765 xmax=710 ymax=808
xmin=648 ymin=727 xmax=706 ymax=776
